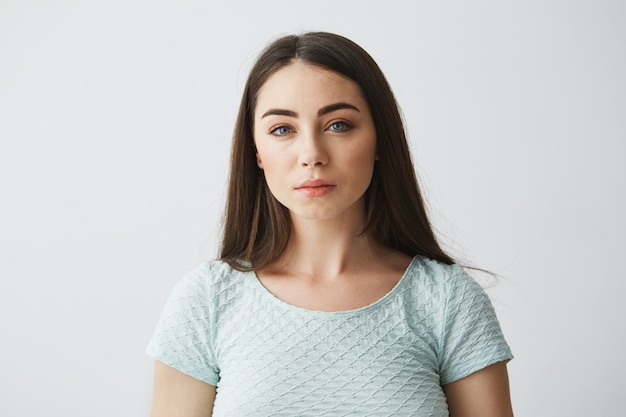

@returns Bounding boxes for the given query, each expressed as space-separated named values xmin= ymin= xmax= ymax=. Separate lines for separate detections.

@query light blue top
xmin=146 ymin=256 xmax=512 ymax=416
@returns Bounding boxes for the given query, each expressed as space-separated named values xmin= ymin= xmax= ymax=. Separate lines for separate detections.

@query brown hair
xmin=220 ymin=32 xmax=454 ymax=270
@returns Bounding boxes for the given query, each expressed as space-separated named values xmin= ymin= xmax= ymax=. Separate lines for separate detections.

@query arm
xmin=443 ymin=361 xmax=513 ymax=417
xmin=150 ymin=360 xmax=216 ymax=417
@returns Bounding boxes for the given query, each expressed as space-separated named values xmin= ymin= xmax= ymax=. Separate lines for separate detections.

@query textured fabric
xmin=146 ymin=256 xmax=512 ymax=416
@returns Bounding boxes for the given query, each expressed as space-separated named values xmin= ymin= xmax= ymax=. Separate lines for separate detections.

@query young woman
xmin=147 ymin=32 xmax=513 ymax=416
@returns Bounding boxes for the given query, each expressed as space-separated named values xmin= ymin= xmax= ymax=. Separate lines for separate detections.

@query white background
xmin=1 ymin=1 xmax=624 ymax=416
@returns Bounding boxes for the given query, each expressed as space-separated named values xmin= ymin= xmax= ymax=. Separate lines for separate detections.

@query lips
xmin=295 ymin=179 xmax=336 ymax=198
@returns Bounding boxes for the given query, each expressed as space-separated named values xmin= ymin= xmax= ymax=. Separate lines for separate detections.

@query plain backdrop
xmin=1 ymin=1 xmax=624 ymax=416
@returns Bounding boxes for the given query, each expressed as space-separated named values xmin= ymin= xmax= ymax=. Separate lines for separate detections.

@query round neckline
xmin=246 ymin=256 xmax=419 ymax=316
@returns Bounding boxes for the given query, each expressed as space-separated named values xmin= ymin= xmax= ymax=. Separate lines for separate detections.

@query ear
xmin=256 ymin=152 xmax=263 ymax=169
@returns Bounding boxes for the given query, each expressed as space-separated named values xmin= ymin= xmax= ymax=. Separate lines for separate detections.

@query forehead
xmin=254 ymin=61 xmax=367 ymax=115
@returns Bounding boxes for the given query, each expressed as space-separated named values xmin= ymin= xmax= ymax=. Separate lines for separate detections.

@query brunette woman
xmin=147 ymin=32 xmax=513 ymax=416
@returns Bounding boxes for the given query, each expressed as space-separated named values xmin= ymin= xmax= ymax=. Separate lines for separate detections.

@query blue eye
xmin=271 ymin=126 xmax=293 ymax=136
xmin=329 ymin=121 xmax=351 ymax=132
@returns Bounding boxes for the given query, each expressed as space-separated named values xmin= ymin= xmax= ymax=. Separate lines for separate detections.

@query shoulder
xmin=403 ymin=256 xmax=474 ymax=299
xmin=174 ymin=259 xmax=244 ymax=292
xmin=151 ymin=260 xmax=251 ymax=343
xmin=162 ymin=260 xmax=249 ymax=313
xmin=400 ymin=256 xmax=494 ymax=327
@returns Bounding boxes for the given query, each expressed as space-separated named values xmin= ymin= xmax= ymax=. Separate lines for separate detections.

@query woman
xmin=147 ymin=32 xmax=513 ymax=416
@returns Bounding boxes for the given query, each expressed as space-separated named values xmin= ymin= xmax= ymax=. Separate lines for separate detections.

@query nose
xmin=298 ymin=130 xmax=328 ymax=167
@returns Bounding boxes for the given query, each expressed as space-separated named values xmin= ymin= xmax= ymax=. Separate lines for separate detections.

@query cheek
xmin=255 ymin=137 xmax=294 ymax=174
xmin=254 ymin=137 xmax=271 ymax=169
xmin=348 ymin=139 xmax=377 ymax=184
xmin=347 ymin=136 xmax=377 ymax=165
xmin=257 ymin=151 xmax=289 ymax=186
xmin=256 ymin=145 xmax=275 ymax=169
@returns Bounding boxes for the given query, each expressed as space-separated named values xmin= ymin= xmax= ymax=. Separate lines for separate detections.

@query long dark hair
xmin=220 ymin=32 xmax=454 ymax=270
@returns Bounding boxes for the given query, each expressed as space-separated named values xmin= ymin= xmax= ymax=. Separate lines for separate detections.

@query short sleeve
xmin=438 ymin=267 xmax=513 ymax=385
xmin=146 ymin=266 xmax=219 ymax=386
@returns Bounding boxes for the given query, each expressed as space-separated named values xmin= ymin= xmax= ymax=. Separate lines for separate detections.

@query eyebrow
xmin=260 ymin=102 xmax=360 ymax=119
xmin=318 ymin=102 xmax=360 ymax=116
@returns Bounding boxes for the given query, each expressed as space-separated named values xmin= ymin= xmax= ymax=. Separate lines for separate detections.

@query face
xmin=253 ymin=61 xmax=377 ymax=223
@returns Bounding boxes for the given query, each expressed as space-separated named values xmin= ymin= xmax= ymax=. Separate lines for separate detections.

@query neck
xmin=269 ymin=212 xmax=385 ymax=279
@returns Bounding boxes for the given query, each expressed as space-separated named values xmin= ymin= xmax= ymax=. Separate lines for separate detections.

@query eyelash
xmin=328 ymin=121 xmax=352 ymax=132
xmin=269 ymin=121 xmax=353 ymax=137
xmin=270 ymin=125 xmax=293 ymax=136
